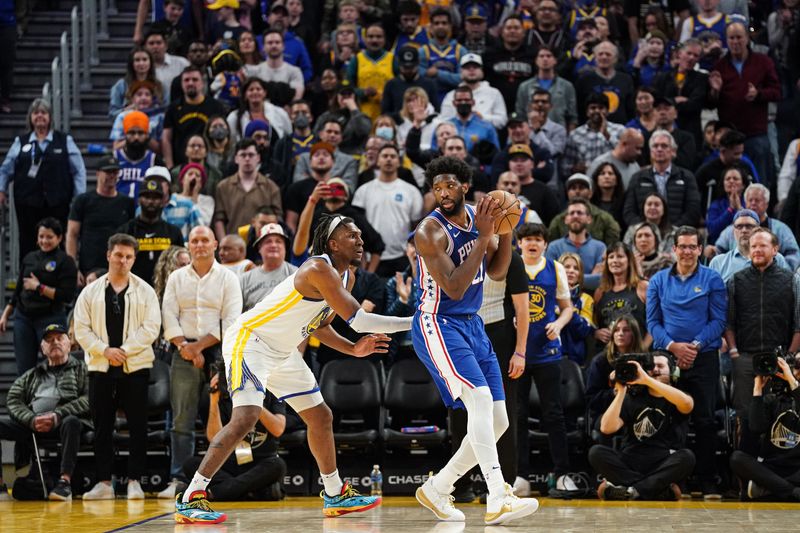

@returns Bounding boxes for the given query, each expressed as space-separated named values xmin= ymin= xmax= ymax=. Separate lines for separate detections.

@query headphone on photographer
xmin=654 ymin=350 xmax=679 ymax=384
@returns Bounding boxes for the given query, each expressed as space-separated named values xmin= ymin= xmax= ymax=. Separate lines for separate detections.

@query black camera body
xmin=614 ymin=352 xmax=655 ymax=384
xmin=752 ymin=349 xmax=800 ymax=377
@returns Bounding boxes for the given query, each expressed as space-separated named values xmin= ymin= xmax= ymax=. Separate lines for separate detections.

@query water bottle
xmin=370 ymin=464 xmax=383 ymax=496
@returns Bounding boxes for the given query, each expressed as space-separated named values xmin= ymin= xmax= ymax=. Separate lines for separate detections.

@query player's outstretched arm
xmin=313 ymin=325 xmax=391 ymax=357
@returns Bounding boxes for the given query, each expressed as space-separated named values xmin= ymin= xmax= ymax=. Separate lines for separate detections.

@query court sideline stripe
xmin=104 ymin=511 xmax=171 ymax=532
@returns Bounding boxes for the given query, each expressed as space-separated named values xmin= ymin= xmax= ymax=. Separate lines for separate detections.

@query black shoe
xmin=451 ymin=486 xmax=477 ymax=503
xmin=49 ymin=477 xmax=72 ymax=501
xmin=268 ymin=481 xmax=284 ymax=501
xmin=597 ymin=480 xmax=635 ymax=501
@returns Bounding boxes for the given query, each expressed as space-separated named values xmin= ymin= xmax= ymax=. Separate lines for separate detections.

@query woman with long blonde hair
xmin=557 ymin=252 xmax=595 ymax=366
xmin=153 ymin=246 xmax=190 ymax=304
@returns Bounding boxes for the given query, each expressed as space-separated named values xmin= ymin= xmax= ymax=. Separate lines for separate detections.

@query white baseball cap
xmin=144 ymin=165 xmax=172 ymax=183
xmin=460 ymin=53 xmax=483 ymax=67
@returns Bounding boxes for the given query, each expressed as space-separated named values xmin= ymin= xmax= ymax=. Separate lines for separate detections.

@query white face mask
xmin=375 ymin=126 xmax=394 ymax=141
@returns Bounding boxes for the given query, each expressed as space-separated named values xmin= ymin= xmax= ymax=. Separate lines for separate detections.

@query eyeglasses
xmin=112 ymin=293 xmax=122 ymax=315
xmin=734 ymin=223 xmax=757 ymax=230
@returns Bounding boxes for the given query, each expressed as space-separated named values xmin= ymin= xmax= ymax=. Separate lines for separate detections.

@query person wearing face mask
xmin=381 ymin=46 xmax=437 ymax=117
xmin=446 ymin=85 xmax=500 ymax=154
xmin=114 ymin=111 xmax=165 ymax=204
xmin=440 ymin=54 xmax=507 ymax=130
xmin=271 ymin=100 xmax=316 ymax=190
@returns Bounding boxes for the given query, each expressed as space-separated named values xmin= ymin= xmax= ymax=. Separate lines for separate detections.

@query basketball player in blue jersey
xmin=412 ymin=156 xmax=540 ymax=525
xmin=175 ymin=215 xmax=413 ymax=524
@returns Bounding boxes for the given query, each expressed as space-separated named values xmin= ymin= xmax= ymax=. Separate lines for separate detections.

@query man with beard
xmin=347 ymin=24 xmax=394 ymax=121
xmin=267 ymin=3 xmax=313 ymax=83
xmin=562 ymin=92 xmax=624 ymax=176
xmin=381 ymin=46 xmax=437 ymax=116
xmin=490 ymin=113 xmax=554 ymax=186
xmin=448 ymin=85 xmax=499 ymax=152
xmin=411 ymin=156 xmax=539 ymax=525
xmin=545 ymin=198 xmax=606 ymax=273
xmin=117 ymin=177 xmax=184 ymax=285
xmin=170 ymin=41 xmax=211 ymax=105
xmin=459 ymin=3 xmax=497 ymax=55
xmin=162 ymin=66 xmax=225 ymax=168
xmin=243 ymin=120 xmax=274 ymax=178
xmin=441 ymin=54 xmax=507 ymax=130
xmin=144 ymin=29 xmax=189 ymax=102
xmin=590 ymin=354 xmax=695 ymax=501
xmin=483 ymin=15 xmax=536 ymax=113
xmin=515 ymin=46 xmax=579 ymax=131
xmin=549 ymin=173 xmax=621 ymax=248
xmin=286 ymin=142 xmax=337 ymax=232
xmin=420 ymin=9 xmax=467 ymax=106
xmin=294 ymin=119 xmax=358 ymax=188
xmin=271 ymin=100 xmax=316 ymax=189
xmin=508 ymin=144 xmax=560 ymax=226
xmin=114 ymin=111 xmax=162 ymax=203
xmin=575 ymin=41 xmax=635 ymax=125
xmin=392 ymin=1 xmax=429 ymax=53
xmin=558 ymin=18 xmax=599 ymax=82
xmin=352 ymin=145 xmax=424 ymax=277
xmin=250 ymin=30 xmax=304 ymax=100
xmin=525 ymin=0 xmax=570 ymax=58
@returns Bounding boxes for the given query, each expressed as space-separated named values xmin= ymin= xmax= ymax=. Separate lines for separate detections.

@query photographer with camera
xmin=729 ymin=355 xmax=800 ymax=502
xmin=724 ymin=227 xmax=800 ymax=453
xmin=590 ymin=353 xmax=695 ymax=501
xmin=181 ymin=367 xmax=287 ymax=501
xmin=646 ymin=225 xmax=727 ymax=498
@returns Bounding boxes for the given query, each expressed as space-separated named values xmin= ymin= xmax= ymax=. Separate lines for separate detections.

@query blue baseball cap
xmin=464 ymin=3 xmax=487 ymax=21
xmin=733 ymin=209 xmax=759 ymax=223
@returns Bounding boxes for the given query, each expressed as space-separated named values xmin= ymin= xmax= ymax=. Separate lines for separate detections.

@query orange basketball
xmin=487 ymin=190 xmax=522 ymax=235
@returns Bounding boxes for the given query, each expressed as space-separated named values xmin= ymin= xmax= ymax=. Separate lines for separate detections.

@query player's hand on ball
xmin=353 ymin=333 xmax=392 ymax=357
xmin=475 ymin=195 xmax=502 ymax=237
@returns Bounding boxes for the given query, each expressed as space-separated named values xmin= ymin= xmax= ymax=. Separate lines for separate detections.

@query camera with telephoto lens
xmin=752 ymin=348 xmax=800 ymax=377
xmin=614 ymin=352 xmax=655 ymax=384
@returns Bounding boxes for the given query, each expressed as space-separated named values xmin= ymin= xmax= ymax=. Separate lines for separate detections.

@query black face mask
xmin=456 ymin=103 xmax=472 ymax=117
xmin=293 ymin=113 xmax=310 ymax=130
xmin=126 ymin=140 xmax=147 ymax=159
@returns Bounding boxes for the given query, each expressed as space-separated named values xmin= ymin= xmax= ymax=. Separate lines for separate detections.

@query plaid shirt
xmin=164 ymin=193 xmax=202 ymax=242
xmin=561 ymin=121 xmax=624 ymax=176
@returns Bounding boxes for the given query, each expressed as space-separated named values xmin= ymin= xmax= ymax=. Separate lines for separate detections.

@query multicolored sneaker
xmin=321 ymin=481 xmax=382 ymax=517
xmin=174 ymin=491 xmax=227 ymax=524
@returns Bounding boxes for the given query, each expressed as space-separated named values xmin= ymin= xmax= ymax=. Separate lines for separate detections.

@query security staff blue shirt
xmin=646 ymin=263 xmax=727 ymax=352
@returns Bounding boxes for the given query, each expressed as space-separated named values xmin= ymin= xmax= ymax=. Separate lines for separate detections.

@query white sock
xmin=183 ymin=472 xmax=212 ymax=503
xmin=321 ymin=469 xmax=343 ymax=497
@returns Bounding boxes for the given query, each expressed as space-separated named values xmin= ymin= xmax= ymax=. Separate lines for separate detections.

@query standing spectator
xmin=515 ymin=46 xmax=578 ymax=130
xmin=74 ymin=233 xmax=161 ymax=500
xmin=67 ymin=156 xmax=136 ymax=285
xmin=0 ymin=323 xmax=90 ymax=501
xmin=144 ymin=29 xmax=189 ymax=102
xmin=483 ymin=14 xmax=536 ymax=113
xmin=153 ymin=245 xmax=191 ymax=304
xmin=526 ymin=0 xmax=571 ymax=59
xmin=0 ymin=98 xmax=86 ymax=262
xmin=708 ymin=22 xmax=781 ymax=186
xmin=709 ymin=210 xmax=784 ymax=282
xmin=546 ymin=198 xmax=607 ymax=275
xmin=0 ymin=218 xmax=77 ymax=375
xmin=575 ymin=41 xmax=636 ymax=125
xmin=347 ymin=23 xmax=394 ymax=121
xmin=159 ymin=226 xmax=242 ymax=499
xmin=240 ymin=224 xmax=297 ymax=311
xmin=526 ymin=89 xmax=568 ymax=159
xmin=293 ymin=119 xmax=359 ymax=188
xmin=562 ymin=93 xmax=624 ymax=177
xmin=587 ymin=128 xmax=644 ymax=189
xmin=447 ymin=85 xmax=500 ymax=152
xmin=652 ymin=38 xmax=708 ymax=146
xmin=714 ymin=184 xmax=800 ymax=270
xmin=0 ymin=0 xmax=14 ymax=113
xmin=249 ymin=30 xmax=305 ymax=100
xmin=381 ymin=46 xmax=438 ymax=117
xmin=623 ymin=130 xmax=702 ymax=228
xmin=116 ymin=177 xmax=185 ymax=285
xmin=694 ymin=130 xmax=753 ymax=209
xmin=213 ymin=139 xmax=283 ymax=239
xmin=549 ymin=173 xmax=621 ymax=247
xmin=109 ymin=47 xmax=164 ymax=119
xmin=163 ymin=67 xmax=226 ymax=168
xmin=725 ymin=227 xmax=800 ymax=453
xmin=352 ymin=145 xmax=424 ymax=277
xmin=114 ymin=111 xmax=162 ymax=202
xmin=266 ymin=3 xmax=313 ymax=83
xmin=419 ymin=9 xmax=466 ymax=106
xmin=646 ymin=225 xmax=727 ymax=499
xmin=440 ymin=54 xmax=507 ymax=130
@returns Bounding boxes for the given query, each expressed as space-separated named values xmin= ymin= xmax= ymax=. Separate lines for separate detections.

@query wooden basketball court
xmin=2 ymin=496 xmax=798 ymax=532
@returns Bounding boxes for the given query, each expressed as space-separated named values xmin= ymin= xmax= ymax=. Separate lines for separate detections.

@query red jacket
xmin=711 ymin=51 xmax=781 ymax=137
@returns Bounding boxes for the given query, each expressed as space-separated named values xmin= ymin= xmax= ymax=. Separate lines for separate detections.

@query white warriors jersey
xmin=229 ymin=254 xmax=350 ymax=354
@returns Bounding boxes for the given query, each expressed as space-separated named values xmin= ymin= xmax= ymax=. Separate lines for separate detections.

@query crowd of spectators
xmin=1 ymin=0 xmax=800 ymax=505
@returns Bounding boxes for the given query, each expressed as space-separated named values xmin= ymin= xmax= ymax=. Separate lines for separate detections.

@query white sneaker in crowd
xmin=512 ymin=476 xmax=531 ymax=497
xmin=127 ymin=480 xmax=145 ymax=500
xmin=157 ymin=479 xmax=180 ymax=500
xmin=82 ymin=481 xmax=115 ymax=500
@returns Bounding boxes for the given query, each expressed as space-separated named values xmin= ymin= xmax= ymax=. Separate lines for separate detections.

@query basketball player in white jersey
xmin=175 ymin=214 xmax=413 ymax=524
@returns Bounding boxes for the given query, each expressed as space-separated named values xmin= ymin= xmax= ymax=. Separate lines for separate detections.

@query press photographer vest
xmin=12 ymin=131 xmax=73 ymax=208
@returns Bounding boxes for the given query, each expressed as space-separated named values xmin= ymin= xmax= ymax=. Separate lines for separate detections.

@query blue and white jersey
xmin=115 ymin=148 xmax=157 ymax=202
xmin=416 ymin=205 xmax=484 ymax=315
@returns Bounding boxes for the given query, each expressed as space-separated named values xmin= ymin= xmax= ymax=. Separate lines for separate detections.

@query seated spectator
xmin=629 ymin=222 xmax=675 ymax=280
xmin=109 ymin=47 xmax=164 ymax=120
xmin=204 ymin=116 xmax=234 ymax=180
xmin=778 ymin=136 xmax=800 ymax=213
xmin=623 ymin=192 xmax=676 ymax=253
xmin=406 ymin=120 xmax=454 ymax=170
xmin=587 ymin=128 xmax=644 ymax=189
xmin=507 ymin=144 xmax=560 ymax=226
xmin=145 ymin=28 xmax=190 ymax=100
xmin=585 ymin=315 xmax=645 ymax=428
xmin=694 ymin=129 xmax=756 ymax=209
xmin=207 ymin=0 xmax=245 ymax=46
xmin=557 ymin=252 xmax=596 ymax=366
xmin=549 ymin=173 xmax=621 ymax=247
xmin=270 ymin=100 xmax=317 ymax=190
xmin=169 ymin=41 xmax=213 ymax=105
xmin=266 ymin=3 xmax=313 ymax=83
xmin=73 ymin=233 xmax=162 ymax=500
xmin=624 ymin=87 xmax=658 ymax=136
xmin=213 ymin=139 xmax=283 ymax=240
xmin=0 ymin=218 xmax=77 ymax=375
xmin=346 ymin=23 xmax=394 ymax=122
xmin=496 ymin=171 xmax=543 ymax=227
xmin=590 ymin=163 xmax=626 ymax=230
xmin=182 ymin=370 xmax=287 ymax=501
xmin=705 ymin=165 xmax=750 ymax=245
xmin=593 ymin=242 xmax=650 ymax=348
xmin=114 ymin=110 xmax=162 ymax=203
xmin=446 ymin=85 xmax=500 ymax=153
xmin=562 ymin=92 xmax=625 ymax=177
xmin=313 ymin=81 xmax=373 ymax=156
xmin=623 ymin=130 xmax=701 ymax=228
xmin=146 ymin=0 xmax=192 ymax=55
xmin=110 ymin=81 xmax=165 ymax=154
xmin=383 ymin=233 xmax=420 ymax=361
xmin=526 ymin=89 xmax=569 ymax=159
xmin=490 ymin=113 xmax=554 ymax=187
xmin=237 ymin=120 xmax=276 ymax=179
xmin=0 ymin=324 xmax=90 ymax=501
xmin=381 ymin=46 xmax=437 ymax=118
xmin=420 ymin=9 xmax=467 ymax=106
xmin=294 ymin=118 xmax=358 ymax=189
xmin=67 ymin=157 xmax=136 ymax=286
xmin=227 ymin=78 xmax=292 ymax=143
xmin=575 ymin=41 xmax=635 ymax=125
xmin=591 ymin=352 xmax=695 ymax=501
xmin=116 ymin=176 xmax=184 ymax=285
xmin=239 ymin=30 xmax=265 ymax=75
xmin=218 ymin=235 xmax=255 ymax=278
xmin=641 ymin=97 xmax=696 ymax=171
xmin=546 ymin=198 xmax=606 ymax=276
xmin=440 ymin=54 xmax=507 ymax=130
xmin=249 ymin=30 xmax=305 ymax=100
xmin=713 ymin=184 xmax=800 ymax=270
xmin=175 ymin=163 xmax=214 ymax=227
xmin=394 ymin=87 xmax=438 ymax=156
xmin=425 ymin=136 xmax=490 ymax=210
xmin=729 ymin=356 xmax=800 ymax=502
xmin=352 ymin=144 xmax=424 ymax=277
xmin=240 ymin=224 xmax=297 ymax=311
xmin=515 ymin=46 xmax=578 ymax=131
xmin=627 ymin=30 xmax=671 ymax=87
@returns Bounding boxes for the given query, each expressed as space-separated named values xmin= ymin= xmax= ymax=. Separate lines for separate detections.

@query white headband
xmin=326 ymin=215 xmax=346 ymax=240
